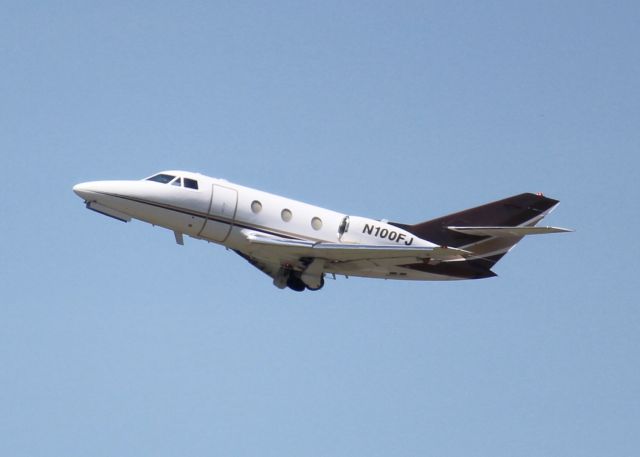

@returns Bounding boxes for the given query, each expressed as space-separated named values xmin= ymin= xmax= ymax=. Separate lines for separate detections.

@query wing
xmin=240 ymin=229 xmax=469 ymax=263
xmin=234 ymin=229 xmax=472 ymax=287
xmin=233 ymin=249 xmax=284 ymax=280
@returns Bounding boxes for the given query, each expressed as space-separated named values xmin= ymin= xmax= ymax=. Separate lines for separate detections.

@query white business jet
xmin=73 ymin=171 xmax=571 ymax=291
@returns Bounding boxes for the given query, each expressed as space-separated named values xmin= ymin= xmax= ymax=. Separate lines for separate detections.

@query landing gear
xmin=300 ymin=258 xmax=324 ymax=291
xmin=286 ymin=274 xmax=307 ymax=292
xmin=305 ymin=276 xmax=324 ymax=291
xmin=273 ymin=265 xmax=326 ymax=292
xmin=283 ymin=271 xmax=325 ymax=292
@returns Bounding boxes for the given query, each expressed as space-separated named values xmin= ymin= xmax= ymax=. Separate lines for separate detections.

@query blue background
xmin=1 ymin=2 xmax=638 ymax=456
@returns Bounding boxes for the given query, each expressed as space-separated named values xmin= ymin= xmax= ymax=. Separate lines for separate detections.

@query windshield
xmin=146 ymin=173 xmax=176 ymax=184
xmin=145 ymin=173 xmax=199 ymax=190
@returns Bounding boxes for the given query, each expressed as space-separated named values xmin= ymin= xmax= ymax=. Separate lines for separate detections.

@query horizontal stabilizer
xmin=389 ymin=193 xmax=571 ymax=272
xmin=447 ymin=226 xmax=573 ymax=237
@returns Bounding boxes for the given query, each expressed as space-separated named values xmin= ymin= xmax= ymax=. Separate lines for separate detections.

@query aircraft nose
xmin=73 ymin=180 xmax=140 ymax=202
xmin=73 ymin=182 xmax=101 ymax=201
xmin=73 ymin=182 xmax=89 ymax=200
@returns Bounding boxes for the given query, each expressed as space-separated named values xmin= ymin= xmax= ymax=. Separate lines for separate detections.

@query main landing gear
xmin=286 ymin=274 xmax=307 ymax=292
xmin=274 ymin=266 xmax=325 ymax=292
xmin=289 ymin=274 xmax=324 ymax=291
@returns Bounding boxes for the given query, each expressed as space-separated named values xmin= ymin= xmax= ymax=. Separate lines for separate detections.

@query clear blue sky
xmin=1 ymin=1 xmax=639 ymax=456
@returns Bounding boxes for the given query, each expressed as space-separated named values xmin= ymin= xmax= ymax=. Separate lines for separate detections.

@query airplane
xmin=72 ymin=170 xmax=571 ymax=291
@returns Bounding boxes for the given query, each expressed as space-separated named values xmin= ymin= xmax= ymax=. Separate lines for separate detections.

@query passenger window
xmin=184 ymin=178 xmax=199 ymax=190
xmin=171 ymin=177 xmax=182 ymax=187
xmin=251 ymin=200 xmax=262 ymax=213
xmin=147 ymin=174 xmax=176 ymax=184
xmin=281 ymin=208 xmax=292 ymax=222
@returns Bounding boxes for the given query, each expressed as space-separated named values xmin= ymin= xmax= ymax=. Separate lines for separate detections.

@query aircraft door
xmin=199 ymin=184 xmax=238 ymax=242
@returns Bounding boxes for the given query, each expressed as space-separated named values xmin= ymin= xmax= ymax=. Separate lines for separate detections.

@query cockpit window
xmin=147 ymin=174 xmax=176 ymax=184
xmin=184 ymin=178 xmax=199 ymax=190
xmin=146 ymin=173 xmax=198 ymax=189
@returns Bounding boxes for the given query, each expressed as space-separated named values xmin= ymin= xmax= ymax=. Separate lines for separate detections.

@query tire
xmin=286 ymin=275 xmax=307 ymax=292
xmin=305 ymin=276 xmax=325 ymax=291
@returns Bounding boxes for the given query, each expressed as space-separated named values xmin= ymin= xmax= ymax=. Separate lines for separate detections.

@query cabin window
xmin=184 ymin=178 xmax=199 ymax=190
xmin=281 ymin=208 xmax=292 ymax=222
xmin=171 ymin=177 xmax=182 ymax=187
xmin=147 ymin=174 xmax=176 ymax=184
xmin=251 ymin=200 xmax=262 ymax=213
xmin=311 ymin=217 xmax=323 ymax=230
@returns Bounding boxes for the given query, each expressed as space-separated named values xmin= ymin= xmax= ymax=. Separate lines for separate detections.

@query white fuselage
xmin=73 ymin=170 xmax=439 ymax=282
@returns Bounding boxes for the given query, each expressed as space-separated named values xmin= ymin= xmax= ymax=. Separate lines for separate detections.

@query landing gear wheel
xmin=286 ymin=275 xmax=307 ymax=292
xmin=305 ymin=276 xmax=325 ymax=291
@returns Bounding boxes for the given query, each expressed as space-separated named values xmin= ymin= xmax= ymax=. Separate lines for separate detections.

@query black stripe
xmin=93 ymin=192 xmax=503 ymax=280
xmin=91 ymin=191 xmax=306 ymax=241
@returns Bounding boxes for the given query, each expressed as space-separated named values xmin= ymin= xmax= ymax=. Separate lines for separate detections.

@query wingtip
xmin=553 ymin=227 xmax=574 ymax=233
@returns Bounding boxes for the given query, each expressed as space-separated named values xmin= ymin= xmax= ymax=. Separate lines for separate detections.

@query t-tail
xmin=390 ymin=193 xmax=572 ymax=279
